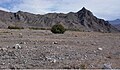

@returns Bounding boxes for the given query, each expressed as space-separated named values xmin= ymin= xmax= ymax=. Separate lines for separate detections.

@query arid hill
xmin=0 ymin=7 xmax=119 ymax=32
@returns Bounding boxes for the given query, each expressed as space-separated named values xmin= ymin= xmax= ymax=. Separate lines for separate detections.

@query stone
xmin=24 ymin=42 xmax=26 ymax=44
xmin=103 ymin=63 xmax=112 ymax=69
xmin=93 ymin=50 xmax=96 ymax=53
xmin=91 ymin=42 xmax=97 ymax=45
xmin=46 ymin=56 xmax=57 ymax=63
xmin=20 ymin=42 xmax=23 ymax=44
xmin=13 ymin=44 xmax=22 ymax=49
xmin=2 ymin=63 xmax=5 ymax=65
xmin=0 ymin=48 xmax=7 ymax=51
xmin=7 ymin=46 xmax=10 ymax=48
xmin=98 ymin=48 xmax=103 ymax=51
xmin=20 ymin=42 xmax=26 ymax=44
xmin=75 ymin=35 xmax=78 ymax=37
xmin=52 ymin=59 xmax=57 ymax=63
xmin=53 ymin=41 xmax=58 ymax=44
xmin=19 ymin=33 xmax=23 ymax=38
xmin=19 ymin=33 xmax=22 ymax=36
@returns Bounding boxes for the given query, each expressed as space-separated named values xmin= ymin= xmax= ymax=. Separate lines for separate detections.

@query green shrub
xmin=8 ymin=26 xmax=24 ymax=29
xmin=51 ymin=24 xmax=66 ymax=34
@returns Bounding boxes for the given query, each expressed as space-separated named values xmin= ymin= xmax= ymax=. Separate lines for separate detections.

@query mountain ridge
xmin=0 ymin=7 xmax=119 ymax=33
xmin=109 ymin=19 xmax=120 ymax=24
xmin=109 ymin=19 xmax=120 ymax=30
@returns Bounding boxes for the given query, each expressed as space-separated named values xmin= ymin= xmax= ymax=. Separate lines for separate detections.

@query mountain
xmin=109 ymin=19 xmax=120 ymax=24
xmin=113 ymin=24 xmax=120 ymax=30
xmin=0 ymin=7 xmax=119 ymax=32
xmin=109 ymin=19 xmax=120 ymax=30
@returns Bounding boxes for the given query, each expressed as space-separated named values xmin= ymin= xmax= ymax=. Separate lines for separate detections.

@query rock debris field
xmin=0 ymin=29 xmax=120 ymax=69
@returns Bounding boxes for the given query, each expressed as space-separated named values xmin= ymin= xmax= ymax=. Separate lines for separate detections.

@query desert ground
xmin=0 ymin=29 xmax=120 ymax=69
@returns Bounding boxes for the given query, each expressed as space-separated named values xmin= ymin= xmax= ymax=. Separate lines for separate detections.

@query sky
xmin=0 ymin=0 xmax=120 ymax=20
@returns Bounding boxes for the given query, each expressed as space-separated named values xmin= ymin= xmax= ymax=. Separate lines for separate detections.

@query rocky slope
xmin=0 ymin=7 xmax=119 ymax=32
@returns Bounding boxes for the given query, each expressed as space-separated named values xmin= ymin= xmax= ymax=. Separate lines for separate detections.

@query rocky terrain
xmin=0 ymin=29 xmax=120 ymax=69
xmin=0 ymin=7 xmax=119 ymax=33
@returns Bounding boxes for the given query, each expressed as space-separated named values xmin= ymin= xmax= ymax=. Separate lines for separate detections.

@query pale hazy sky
xmin=0 ymin=0 xmax=120 ymax=20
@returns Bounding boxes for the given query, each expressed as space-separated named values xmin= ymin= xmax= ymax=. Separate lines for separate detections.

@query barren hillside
xmin=0 ymin=7 xmax=119 ymax=33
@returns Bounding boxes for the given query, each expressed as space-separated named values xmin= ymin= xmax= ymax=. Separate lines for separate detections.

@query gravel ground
xmin=0 ymin=29 xmax=120 ymax=69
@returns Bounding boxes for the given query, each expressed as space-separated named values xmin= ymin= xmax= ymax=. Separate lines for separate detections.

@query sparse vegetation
xmin=51 ymin=24 xmax=66 ymax=34
xmin=1 ymin=31 xmax=10 ymax=33
xmin=29 ymin=27 xmax=50 ymax=30
xmin=8 ymin=26 xmax=24 ymax=29
xmin=80 ymin=64 xmax=86 ymax=69
xmin=66 ymin=29 xmax=84 ymax=32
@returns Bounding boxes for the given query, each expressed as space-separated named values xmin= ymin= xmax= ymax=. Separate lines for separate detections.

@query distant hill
xmin=0 ymin=7 xmax=119 ymax=32
xmin=109 ymin=19 xmax=120 ymax=24
xmin=109 ymin=19 xmax=120 ymax=30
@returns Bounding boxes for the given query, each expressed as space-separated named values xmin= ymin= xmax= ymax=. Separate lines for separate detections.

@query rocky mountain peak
xmin=81 ymin=7 xmax=87 ymax=12
xmin=16 ymin=11 xmax=24 ymax=14
xmin=77 ymin=7 xmax=94 ymax=19
xmin=77 ymin=7 xmax=87 ymax=14
xmin=78 ymin=7 xmax=90 ymax=13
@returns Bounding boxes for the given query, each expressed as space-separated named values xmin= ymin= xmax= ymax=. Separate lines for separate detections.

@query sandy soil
xmin=0 ymin=29 xmax=120 ymax=69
